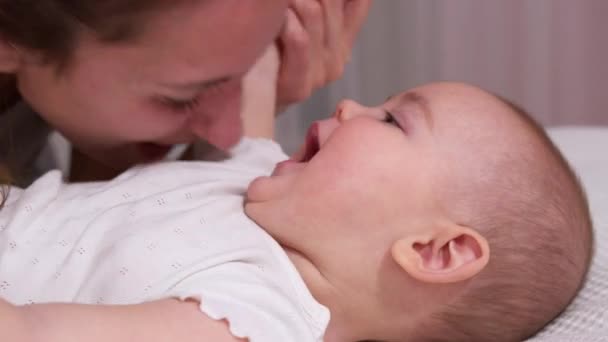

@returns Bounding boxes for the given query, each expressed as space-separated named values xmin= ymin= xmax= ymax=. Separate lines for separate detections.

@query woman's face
xmin=15 ymin=0 xmax=287 ymax=168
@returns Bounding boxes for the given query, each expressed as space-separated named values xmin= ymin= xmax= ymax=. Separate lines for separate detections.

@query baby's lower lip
xmin=272 ymin=159 xmax=305 ymax=176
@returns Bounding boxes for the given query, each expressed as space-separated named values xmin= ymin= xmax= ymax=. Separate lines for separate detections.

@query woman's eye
xmin=160 ymin=97 xmax=201 ymax=112
xmin=155 ymin=77 xmax=239 ymax=113
xmin=383 ymin=110 xmax=402 ymax=129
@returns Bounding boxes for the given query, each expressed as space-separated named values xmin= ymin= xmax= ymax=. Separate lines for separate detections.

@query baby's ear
xmin=391 ymin=223 xmax=490 ymax=284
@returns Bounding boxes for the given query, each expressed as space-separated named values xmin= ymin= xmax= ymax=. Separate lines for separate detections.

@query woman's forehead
xmin=114 ymin=1 xmax=286 ymax=84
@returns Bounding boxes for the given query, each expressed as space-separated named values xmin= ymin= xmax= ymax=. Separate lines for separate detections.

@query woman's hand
xmin=3 ymin=299 xmax=242 ymax=342
xmin=275 ymin=0 xmax=372 ymax=111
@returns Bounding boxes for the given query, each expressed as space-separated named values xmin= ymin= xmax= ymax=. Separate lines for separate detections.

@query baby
xmin=246 ymin=82 xmax=593 ymax=341
xmin=0 ymin=82 xmax=592 ymax=341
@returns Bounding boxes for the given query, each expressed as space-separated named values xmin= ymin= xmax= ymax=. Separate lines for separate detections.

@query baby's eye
xmin=383 ymin=110 xmax=402 ymax=129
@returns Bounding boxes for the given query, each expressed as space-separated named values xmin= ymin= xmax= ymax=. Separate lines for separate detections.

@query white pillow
xmin=526 ymin=127 xmax=608 ymax=341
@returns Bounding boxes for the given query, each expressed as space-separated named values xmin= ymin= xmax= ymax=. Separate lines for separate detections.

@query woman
xmin=0 ymin=0 xmax=371 ymax=184
xmin=0 ymin=1 xmax=370 ymax=340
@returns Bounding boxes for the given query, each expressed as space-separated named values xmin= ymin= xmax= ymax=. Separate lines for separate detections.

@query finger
xmin=320 ymin=0 xmax=345 ymax=49
xmin=343 ymin=0 xmax=372 ymax=49
xmin=292 ymin=0 xmax=325 ymax=47
xmin=303 ymin=0 xmax=344 ymax=88
xmin=291 ymin=0 xmax=326 ymax=89
xmin=325 ymin=0 xmax=347 ymax=81
xmin=276 ymin=8 xmax=314 ymax=105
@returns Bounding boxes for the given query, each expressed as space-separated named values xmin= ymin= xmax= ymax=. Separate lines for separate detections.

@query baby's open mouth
xmin=293 ymin=123 xmax=320 ymax=162
xmin=270 ymin=122 xmax=323 ymax=177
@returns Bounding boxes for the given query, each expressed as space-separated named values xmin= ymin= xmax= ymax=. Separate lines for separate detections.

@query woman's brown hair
xmin=0 ymin=0 xmax=189 ymax=111
xmin=0 ymin=164 xmax=9 ymax=207
xmin=0 ymin=0 xmax=190 ymax=207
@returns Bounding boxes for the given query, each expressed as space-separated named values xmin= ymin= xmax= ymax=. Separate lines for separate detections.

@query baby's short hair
xmin=423 ymin=98 xmax=593 ymax=341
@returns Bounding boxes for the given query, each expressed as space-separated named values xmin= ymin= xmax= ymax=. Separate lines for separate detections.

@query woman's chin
xmin=137 ymin=142 xmax=173 ymax=162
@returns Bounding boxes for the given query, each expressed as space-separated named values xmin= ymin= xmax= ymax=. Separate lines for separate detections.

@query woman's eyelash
xmin=160 ymin=97 xmax=201 ymax=112
xmin=158 ymin=79 xmax=234 ymax=113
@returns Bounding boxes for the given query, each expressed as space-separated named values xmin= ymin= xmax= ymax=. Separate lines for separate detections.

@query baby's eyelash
xmin=383 ymin=110 xmax=403 ymax=129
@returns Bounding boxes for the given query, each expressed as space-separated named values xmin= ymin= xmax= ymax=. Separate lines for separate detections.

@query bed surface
xmin=527 ymin=127 xmax=608 ymax=341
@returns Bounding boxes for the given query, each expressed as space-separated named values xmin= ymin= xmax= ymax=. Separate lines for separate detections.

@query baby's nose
xmin=334 ymin=99 xmax=384 ymax=122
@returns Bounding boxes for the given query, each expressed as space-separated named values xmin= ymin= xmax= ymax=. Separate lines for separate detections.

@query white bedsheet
xmin=527 ymin=127 xmax=608 ymax=341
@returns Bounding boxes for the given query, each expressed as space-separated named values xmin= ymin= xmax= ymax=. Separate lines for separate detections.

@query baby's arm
xmin=241 ymin=45 xmax=280 ymax=140
xmin=1 ymin=298 xmax=244 ymax=342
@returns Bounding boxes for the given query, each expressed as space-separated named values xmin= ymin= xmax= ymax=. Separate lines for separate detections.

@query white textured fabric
xmin=526 ymin=127 xmax=608 ymax=341
xmin=0 ymin=138 xmax=329 ymax=342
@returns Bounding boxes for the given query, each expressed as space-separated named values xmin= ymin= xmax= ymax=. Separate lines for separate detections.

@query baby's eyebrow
xmin=387 ymin=91 xmax=434 ymax=130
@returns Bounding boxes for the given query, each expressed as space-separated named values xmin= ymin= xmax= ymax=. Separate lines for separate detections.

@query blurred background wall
xmin=276 ymin=0 xmax=608 ymax=153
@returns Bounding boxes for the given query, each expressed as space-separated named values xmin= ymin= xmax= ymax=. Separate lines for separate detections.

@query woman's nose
xmin=192 ymin=107 xmax=243 ymax=150
xmin=334 ymin=99 xmax=384 ymax=122
xmin=189 ymin=92 xmax=244 ymax=150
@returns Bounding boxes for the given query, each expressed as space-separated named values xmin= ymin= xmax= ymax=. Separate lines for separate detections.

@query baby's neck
xmin=282 ymin=248 xmax=362 ymax=342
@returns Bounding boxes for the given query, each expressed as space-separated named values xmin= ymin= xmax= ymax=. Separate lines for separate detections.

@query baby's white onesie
xmin=0 ymin=138 xmax=329 ymax=341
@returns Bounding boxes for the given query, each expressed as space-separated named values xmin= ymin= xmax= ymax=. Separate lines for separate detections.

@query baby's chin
xmin=244 ymin=175 xmax=270 ymax=205
xmin=242 ymin=196 xmax=260 ymax=225
xmin=243 ymin=179 xmax=272 ymax=222
xmin=243 ymin=183 xmax=285 ymax=238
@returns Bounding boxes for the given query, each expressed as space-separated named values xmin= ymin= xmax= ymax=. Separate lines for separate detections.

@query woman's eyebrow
xmin=387 ymin=91 xmax=434 ymax=129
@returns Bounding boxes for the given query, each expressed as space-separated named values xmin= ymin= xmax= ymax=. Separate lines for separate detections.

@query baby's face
xmin=245 ymin=82 xmax=524 ymax=315
xmin=248 ymin=89 xmax=440 ymax=258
